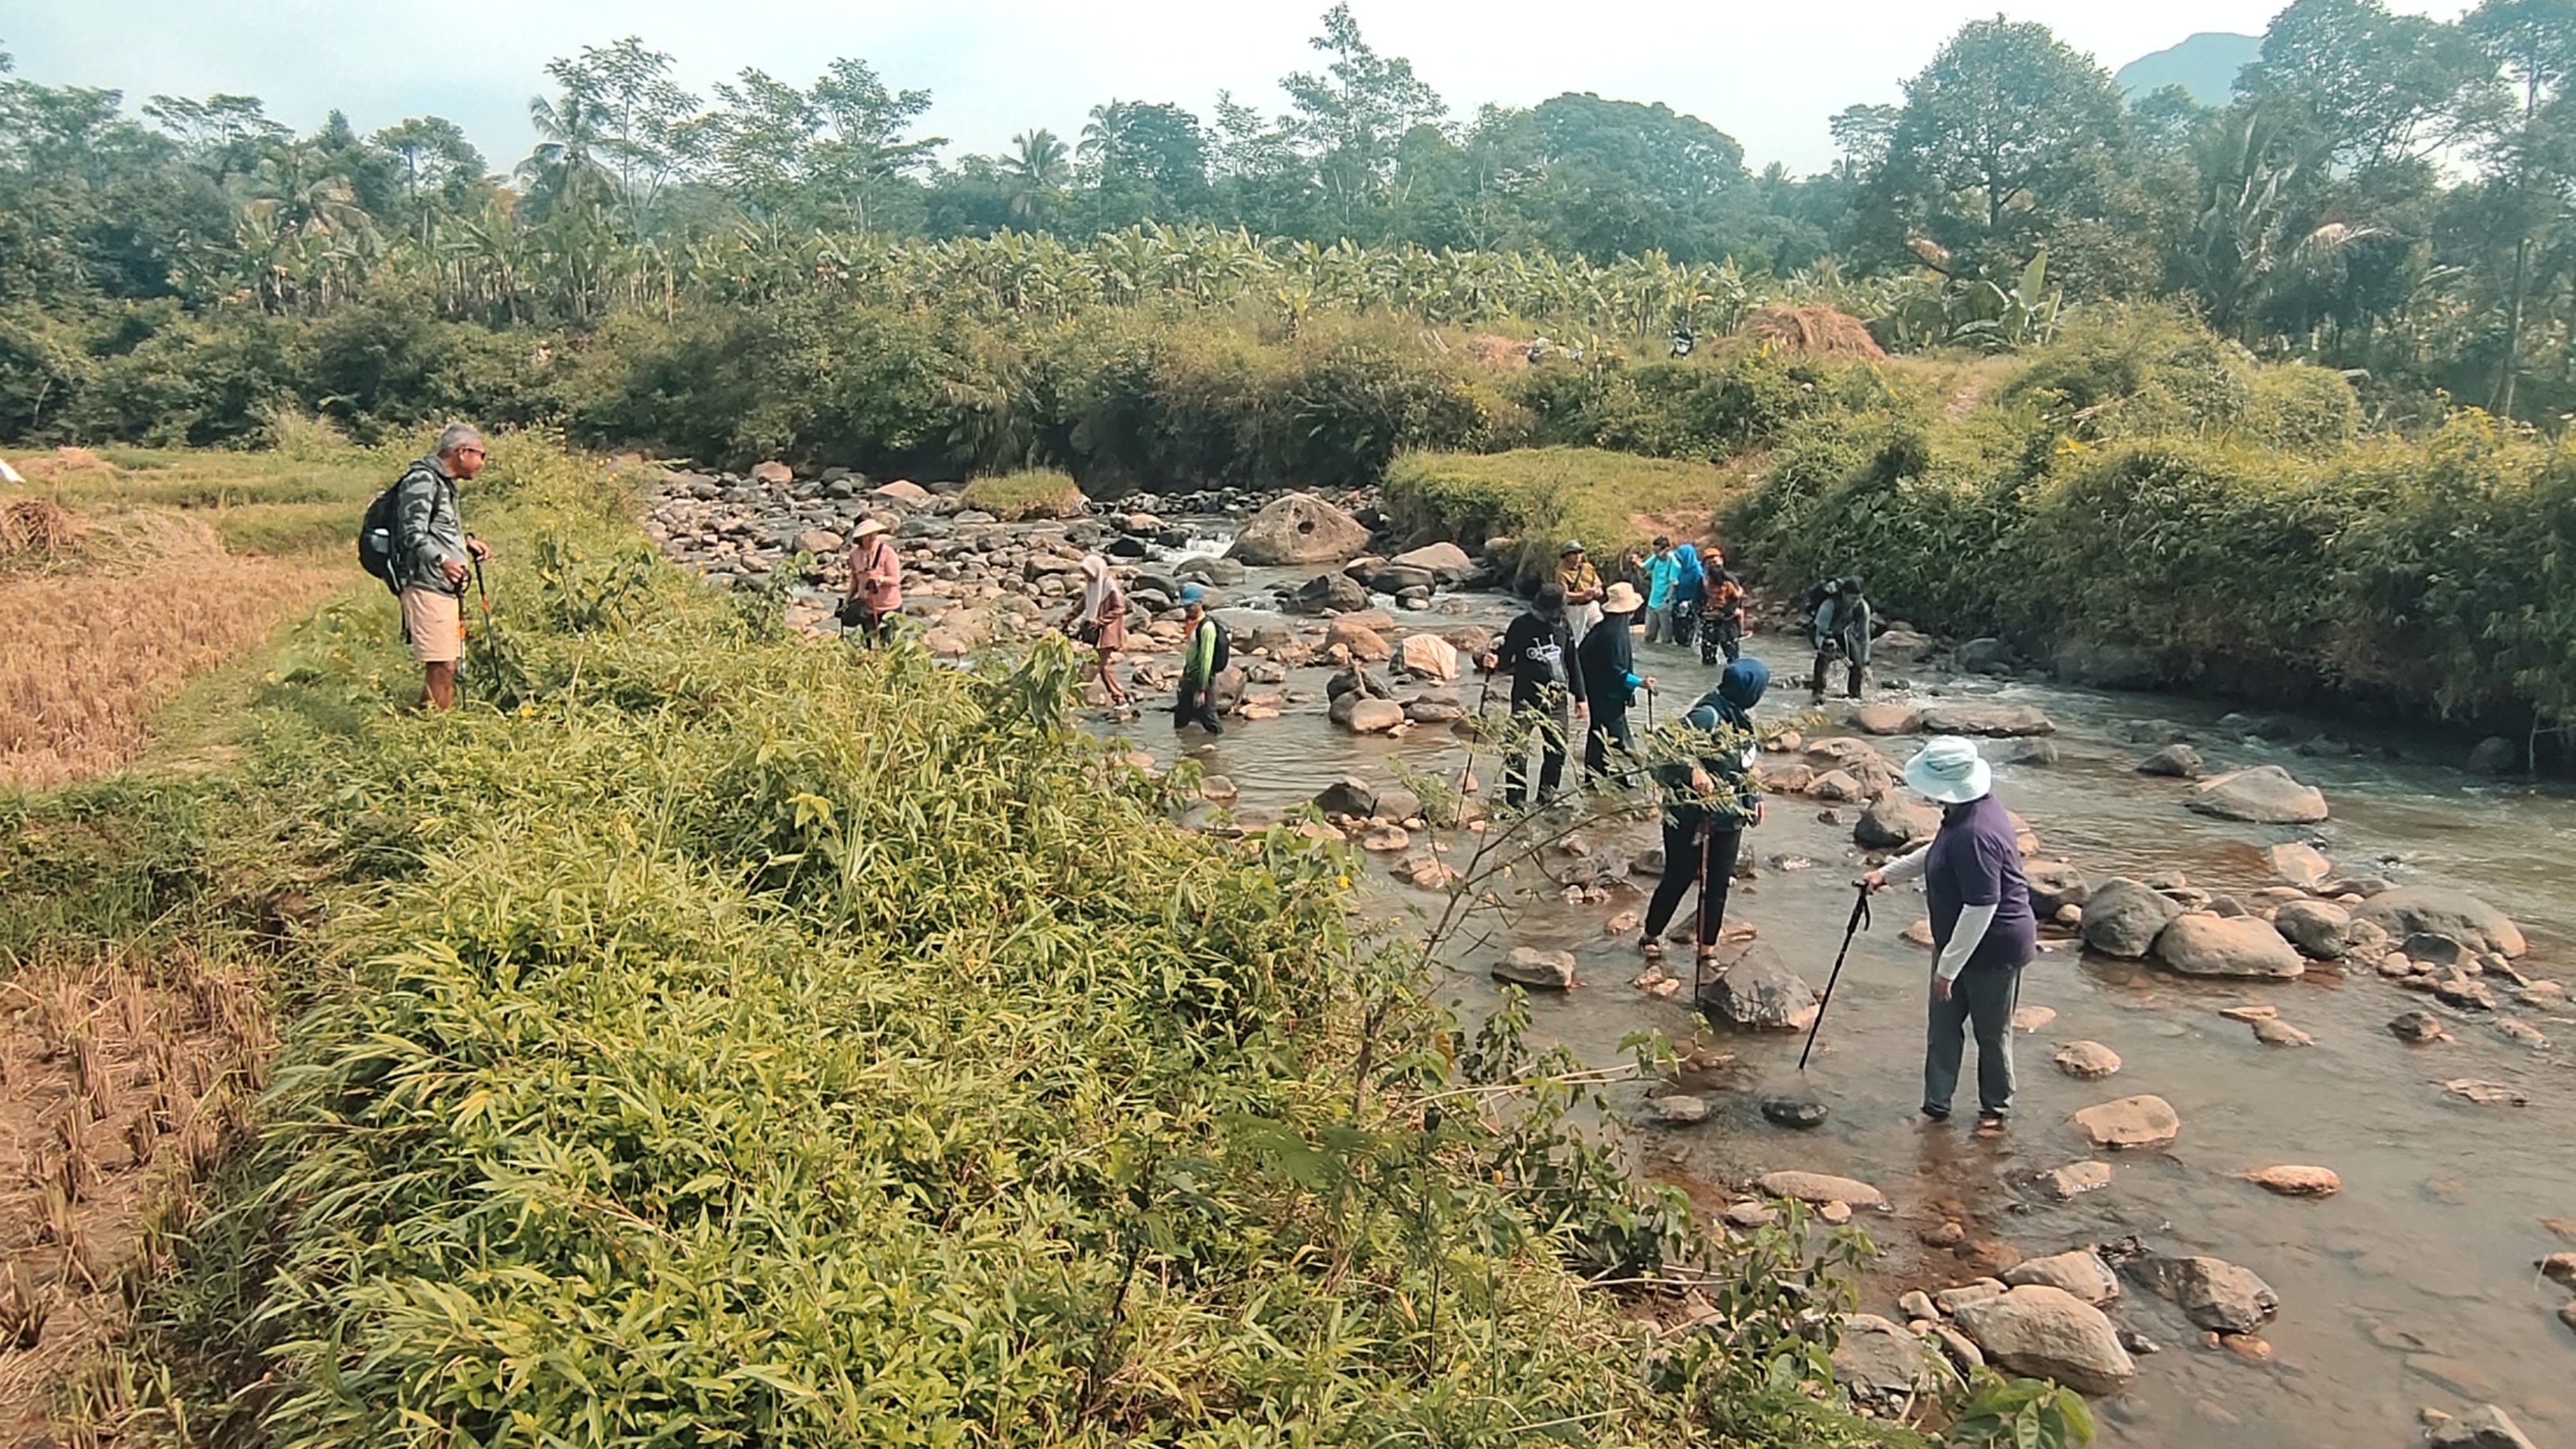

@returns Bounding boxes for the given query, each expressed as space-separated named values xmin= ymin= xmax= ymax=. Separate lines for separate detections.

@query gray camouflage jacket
xmin=393 ymin=455 xmax=467 ymax=594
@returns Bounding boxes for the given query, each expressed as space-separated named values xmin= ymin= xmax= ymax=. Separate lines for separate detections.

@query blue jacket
xmin=1646 ymin=551 xmax=1681 ymax=608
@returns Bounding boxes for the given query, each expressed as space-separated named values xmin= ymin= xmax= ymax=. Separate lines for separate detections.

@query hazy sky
xmin=3 ymin=0 xmax=2474 ymax=176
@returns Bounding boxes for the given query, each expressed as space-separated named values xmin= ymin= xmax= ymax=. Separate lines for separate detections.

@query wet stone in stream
xmin=1760 ymin=1096 xmax=1829 ymax=1129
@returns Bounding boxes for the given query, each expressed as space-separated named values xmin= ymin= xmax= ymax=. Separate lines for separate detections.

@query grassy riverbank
xmin=2 ymin=440 xmax=1919 ymax=1446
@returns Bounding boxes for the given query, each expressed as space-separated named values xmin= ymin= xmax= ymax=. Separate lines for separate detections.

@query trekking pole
xmin=470 ymin=551 xmax=498 ymax=704
xmin=1690 ymin=823 xmax=1715 ymax=998
xmin=1456 ymin=665 xmax=1496 ymax=805
xmin=1798 ymin=883 xmax=1874 ymax=1070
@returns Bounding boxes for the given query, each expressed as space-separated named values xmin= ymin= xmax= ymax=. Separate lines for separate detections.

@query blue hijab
xmin=1686 ymin=657 xmax=1771 ymax=733
xmin=1673 ymin=543 xmax=1705 ymax=586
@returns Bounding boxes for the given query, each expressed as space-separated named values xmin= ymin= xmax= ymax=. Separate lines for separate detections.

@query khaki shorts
xmin=400 ymin=585 xmax=464 ymax=664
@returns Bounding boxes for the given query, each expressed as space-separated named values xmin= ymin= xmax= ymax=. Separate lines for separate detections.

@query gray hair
xmin=434 ymin=421 xmax=485 ymax=458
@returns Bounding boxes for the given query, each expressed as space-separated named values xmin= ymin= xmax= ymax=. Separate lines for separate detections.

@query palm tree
xmin=1002 ymin=129 xmax=1071 ymax=224
xmin=519 ymin=92 xmax=606 ymax=221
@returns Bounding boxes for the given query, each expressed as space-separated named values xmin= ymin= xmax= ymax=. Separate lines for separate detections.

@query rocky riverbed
xmin=646 ymin=462 xmax=2576 ymax=1447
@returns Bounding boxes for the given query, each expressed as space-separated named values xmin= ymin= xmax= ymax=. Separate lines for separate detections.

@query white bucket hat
xmin=850 ymin=517 xmax=889 ymax=540
xmin=1903 ymin=736 xmax=1993 ymax=805
xmin=1601 ymin=581 xmax=1644 ymax=613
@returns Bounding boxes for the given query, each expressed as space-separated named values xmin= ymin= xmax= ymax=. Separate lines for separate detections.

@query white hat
xmin=1602 ymin=581 xmax=1644 ymax=613
xmin=851 ymin=517 xmax=889 ymax=540
xmin=1902 ymin=736 xmax=1992 ymax=805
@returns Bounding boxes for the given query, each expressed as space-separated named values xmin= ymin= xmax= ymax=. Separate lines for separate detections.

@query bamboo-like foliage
xmin=62 ymin=440 xmax=1906 ymax=1447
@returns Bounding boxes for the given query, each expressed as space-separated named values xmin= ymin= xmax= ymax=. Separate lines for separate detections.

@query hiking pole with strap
xmin=1690 ymin=822 xmax=1715 ymax=998
xmin=1798 ymin=883 xmax=1873 ymax=1070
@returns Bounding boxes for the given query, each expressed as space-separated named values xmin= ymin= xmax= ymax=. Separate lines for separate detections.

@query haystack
xmin=1742 ymin=305 xmax=1886 ymax=360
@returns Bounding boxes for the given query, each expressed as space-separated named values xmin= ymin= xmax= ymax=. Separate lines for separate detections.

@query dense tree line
xmin=11 ymin=0 xmax=2576 ymax=436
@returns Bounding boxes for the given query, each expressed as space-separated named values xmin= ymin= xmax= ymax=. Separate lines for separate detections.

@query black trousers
xmin=1642 ymin=818 xmax=1743 ymax=948
xmin=1701 ymin=611 xmax=1741 ymax=665
xmin=1810 ymin=648 xmax=1863 ymax=698
xmin=1503 ymin=698 xmax=1571 ymax=806
xmin=1173 ymin=685 xmax=1223 ymax=735
xmin=1582 ymin=706 xmax=1634 ymax=781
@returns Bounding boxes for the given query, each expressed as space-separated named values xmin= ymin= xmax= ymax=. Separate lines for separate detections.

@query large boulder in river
xmin=2187 ymin=765 xmax=2328 ymax=823
xmin=1493 ymin=948 xmax=1575 ymax=990
xmin=1389 ymin=540 xmax=1473 ymax=583
xmin=1336 ymin=697 xmax=1406 ymax=734
xmin=1803 ymin=738 xmax=1900 ymax=796
xmin=1324 ymin=618 xmax=1392 ymax=660
xmin=1697 ymin=942 xmax=1818 ymax=1030
xmin=1915 ymin=702 xmax=2056 ymax=736
xmin=2080 ymin=878 xmax=2184 ymax=958
xmin=1948 ymin=1285 xmax=2138 ymax=1395
xmin=1396 ymin=633 xmax=1460 ymax=680
xmin=2271 ymin=899 xmax=2352 ymax=959
xmin=2025 ymin=863 xmax=2089 ymax=917
xmin=1855 ymin=794 xmax=1940 ymax=849
xmin=2353 ymin=886 xmax=2527 ymax=958
xmin=2153 ymin=912 xmax=2305 ymax=978
xmin=1290 ymin=571 xmax=1371 ymax=615
xmin=2125 ymin=1254 xmax=2278 ymax=1335
xmin=1229 ymin=492 xmax=1371 ymax=565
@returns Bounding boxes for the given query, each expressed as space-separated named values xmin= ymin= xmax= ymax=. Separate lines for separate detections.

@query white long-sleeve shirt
xmin=1880 ymin=843 xmax=1997 ymax=983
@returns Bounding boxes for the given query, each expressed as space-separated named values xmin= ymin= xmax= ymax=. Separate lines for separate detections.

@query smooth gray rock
xmin=1949 ymin=1285 xmax=2138 ymax=1395
xmin=2124 ymin=1254 xmax=2278 ymax=1334
xmin=1698 ymin=942 xmax=1818 ymax=1031
xmin=2136 ymin=743 xmax=2203 ymax=778
xmin=2188 ymin=766 xmax=2329 ymax=824
xmin=2153 ymin=913 xmax=2305 ymax=979
xmin=2081 ymin=878 xmax=2185 ymax=958
xmin=2355 ymin=886 xmax=2528 ymax=958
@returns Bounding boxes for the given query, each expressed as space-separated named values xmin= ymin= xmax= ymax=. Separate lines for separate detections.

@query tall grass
xmin=60 ymin=439 xmax=1906 ymax=1447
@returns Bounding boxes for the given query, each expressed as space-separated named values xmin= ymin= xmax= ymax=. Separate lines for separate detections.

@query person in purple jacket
xmin=1859 ymin=737 xmax=2039 ymax=1134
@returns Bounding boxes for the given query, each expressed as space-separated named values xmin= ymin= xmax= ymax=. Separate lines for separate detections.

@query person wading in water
xmin=1578 ymin=581 xmax=1654 ymax=783
xmin=1640 ymin=657 xmax=1768 ymax=974
xmin=1859 ymin=736 xmax=2039 ymax=1135
xmin=1481 ymin=582 xmax=1586 ymax=808
xmin=1172 ymin=587 xmax=1228 ymax=736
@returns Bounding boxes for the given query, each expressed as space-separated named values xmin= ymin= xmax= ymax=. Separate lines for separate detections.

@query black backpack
xmin=1207 ymin=618 xmax=1231 ymax=675
xmin=357 ymin=474 xmax=409 ymax=592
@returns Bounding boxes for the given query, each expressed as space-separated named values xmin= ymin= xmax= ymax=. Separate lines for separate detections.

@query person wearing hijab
xmin=1860 ymin=737 xmax=2039 ymax=1133
xmin=1061 ymin=554 xmax=1133 ymax=708
xmin=1577 ymin=581 xmax=1655 ymax=781
xmin=1173 ymin=586 xmax=1227 ymax=735
xmin=1640 ymin=657 xmax=1768 ymax=970
xmin=1667 ymin=543 xmax=1708 ymax=651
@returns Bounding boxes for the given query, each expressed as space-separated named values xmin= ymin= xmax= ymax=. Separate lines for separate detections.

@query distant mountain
xmin=2117 ymin=32 xmax=2260 ymax=106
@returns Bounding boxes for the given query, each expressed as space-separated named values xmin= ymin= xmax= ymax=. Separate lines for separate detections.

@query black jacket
xmin=1577 ymin=613 xmax=1638 ymax=713
xmin=1493 ymin=611 xmax=1584 ymax=709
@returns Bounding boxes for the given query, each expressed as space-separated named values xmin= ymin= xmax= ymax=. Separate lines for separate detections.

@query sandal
xmin=1641 ymin=940 xmax=1665 ymax=962
xmin=1975 ymin=1114 xmax=2009 ymax=1137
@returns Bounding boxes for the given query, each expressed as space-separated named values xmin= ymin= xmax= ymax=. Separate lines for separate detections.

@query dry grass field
xmin=1 ymin=447 xmax=378 ymax=790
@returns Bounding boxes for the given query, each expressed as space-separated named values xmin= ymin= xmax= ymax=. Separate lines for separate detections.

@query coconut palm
xmin=1002 ymin=129 xmax=1071 ymax=225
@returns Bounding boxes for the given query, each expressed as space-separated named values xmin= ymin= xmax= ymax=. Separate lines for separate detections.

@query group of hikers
xmin=373 ymin=428 xmax=2016 ymax=1127
xmin=1479 ymin=543 xmax=2024 ymax=1132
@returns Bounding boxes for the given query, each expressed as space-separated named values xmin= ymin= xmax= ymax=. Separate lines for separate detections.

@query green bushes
xmin=959 ymin=467 xmax=1085 ymax=519
xmin=1518 ymin=346 xmax=1890 ymax=459
xmin=1384 ymin=447 xmax=1741 ymax=584
xmin=1726 ymin=306 xmax=2576 ymax=730
xmin=73 ymin=440 xmax=1906 ymax=1447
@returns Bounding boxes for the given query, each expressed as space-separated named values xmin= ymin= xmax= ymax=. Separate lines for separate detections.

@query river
xmin=1105 ymin=561 xmax=2576 ymax=1447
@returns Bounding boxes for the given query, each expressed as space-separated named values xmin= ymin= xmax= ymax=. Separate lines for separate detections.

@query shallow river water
xmin=1103 ymin=576 xmax=2575 ymax=1447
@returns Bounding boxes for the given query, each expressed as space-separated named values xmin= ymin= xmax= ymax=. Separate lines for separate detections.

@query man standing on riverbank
xmin=393 ymin=422 xmax=491 ymax=710
xmin=1860 ymin=737 xmax=2038 ymax=1133
xmin=1482 ymin=582 xmax=1586 ymax=807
